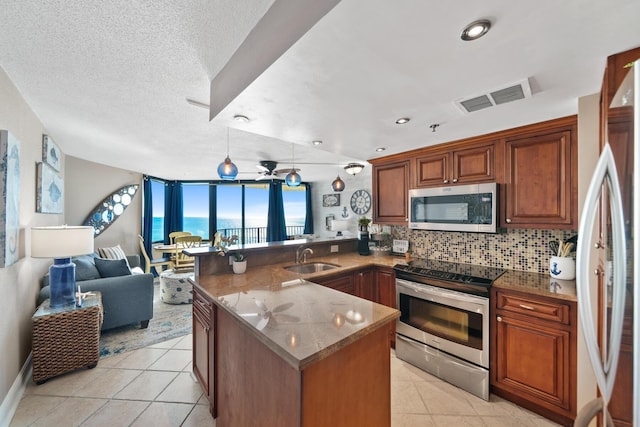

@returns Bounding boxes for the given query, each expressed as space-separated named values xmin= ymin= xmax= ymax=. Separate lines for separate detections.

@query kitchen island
xmin=192 ymin=251 xmax=400 ymax=427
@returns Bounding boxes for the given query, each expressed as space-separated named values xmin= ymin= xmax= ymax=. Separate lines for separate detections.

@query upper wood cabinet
xmin=372 ymin=159 xmax=410 ymax=225
xmin=415 ymin=142 xmax=496 ymax=187
xmin=502 ymin=117 xmax=577 ymax=229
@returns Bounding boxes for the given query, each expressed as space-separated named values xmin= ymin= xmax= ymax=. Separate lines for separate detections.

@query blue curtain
xmin=142 ymin=176 xmax=153 ymax=255
xmin=208 ymin=184 xmax=217 ymax=241
xmin=163 ymin=181 xmax=183 ymax=244
xmin=303 ymin=183 xmax=314 ymax=234
xmin=267 ymin=181 xmax=287 ymax=242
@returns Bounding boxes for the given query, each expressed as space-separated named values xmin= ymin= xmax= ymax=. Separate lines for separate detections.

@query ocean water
xmin=151 ymin=217 xmax=304 ymax=242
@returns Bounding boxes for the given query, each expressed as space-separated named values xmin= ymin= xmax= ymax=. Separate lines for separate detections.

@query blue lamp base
xmin=49 ymin=257 xmax=77 ymax=308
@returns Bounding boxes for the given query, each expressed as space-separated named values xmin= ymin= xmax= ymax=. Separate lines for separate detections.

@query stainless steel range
xmin=394 ymin=259 xmax=505 ymax=400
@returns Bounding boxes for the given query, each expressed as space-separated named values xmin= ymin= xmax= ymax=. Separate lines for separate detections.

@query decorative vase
xmin=233 ymin=260 xmax=247 ymax=274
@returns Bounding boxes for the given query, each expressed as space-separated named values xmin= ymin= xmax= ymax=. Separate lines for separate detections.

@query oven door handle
xmin=397 ymin=279 xmax=486 ymax=306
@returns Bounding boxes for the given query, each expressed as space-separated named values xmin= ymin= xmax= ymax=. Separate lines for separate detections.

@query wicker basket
xmin=32 ymin=293 xmax=103 ymax=384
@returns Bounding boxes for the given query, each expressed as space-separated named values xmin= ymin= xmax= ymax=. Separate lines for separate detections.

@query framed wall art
xmin=42 ymin=134 xmax=61 ymax=171
xmin=36 ymin=162 xmax=63 ymax=214
xmin=322 ymin=193 xmax=340 ymax=207
xmin=0 ymin=130 xmax=20 ymax=267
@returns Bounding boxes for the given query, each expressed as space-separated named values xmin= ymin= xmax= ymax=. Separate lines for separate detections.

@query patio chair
xmin=138 ymin=235 xmax=174 ymax=274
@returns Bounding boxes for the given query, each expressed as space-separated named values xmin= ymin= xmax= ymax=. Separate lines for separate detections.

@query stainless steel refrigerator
xmin=576 ymin=59 xmax=638 ymax=426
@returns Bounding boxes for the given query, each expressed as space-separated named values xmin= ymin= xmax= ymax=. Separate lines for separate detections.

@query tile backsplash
xmin=391 ymin=226 xmax=577 ymax=274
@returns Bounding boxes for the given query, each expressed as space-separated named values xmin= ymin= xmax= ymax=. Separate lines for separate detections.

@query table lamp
xmin=330 ymin=220 xmax=350 ymax=237
xmin=31 ymin=226 xmax=94 ymax=308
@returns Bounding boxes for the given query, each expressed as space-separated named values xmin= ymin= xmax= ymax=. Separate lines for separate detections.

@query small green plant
xmin=358 ymin=216 xmax=371 ymax=227
xmin=232 ymin=252 xmax=246 ymax=262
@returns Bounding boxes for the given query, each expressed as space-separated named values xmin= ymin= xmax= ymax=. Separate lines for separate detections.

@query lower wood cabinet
xmin=193 ymin=285 xmax=216 ymax=417
xmin=315 ymin=265 xmax=396 ymax=346
xmin=490 ymin=288 xmax=577 ymax=426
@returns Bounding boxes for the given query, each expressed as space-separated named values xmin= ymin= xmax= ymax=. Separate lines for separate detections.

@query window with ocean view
xmin=150 ymin=179 xmax=165 ymax=242
xmin=183 ymin=183 xmax=209 ymax=238
xmin=145 ymin=179 xmax=309 ymax=244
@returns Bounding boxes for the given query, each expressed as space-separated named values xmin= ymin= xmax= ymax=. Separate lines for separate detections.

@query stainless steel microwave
xmin=408 ymin=183 xmax=497 ymax=233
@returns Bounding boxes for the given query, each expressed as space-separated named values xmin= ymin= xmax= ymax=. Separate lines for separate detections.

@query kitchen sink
xmin=283 ymin=262 xmax=340 ymax=274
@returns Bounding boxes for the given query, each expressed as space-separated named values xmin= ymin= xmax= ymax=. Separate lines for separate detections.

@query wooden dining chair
xmin=169 ymin=231 xmax=191 ymax=245
xmin=138 ymin=235 xmax=174 ymax=274
xmin=173 ymin=235 xmax=202 ymax=271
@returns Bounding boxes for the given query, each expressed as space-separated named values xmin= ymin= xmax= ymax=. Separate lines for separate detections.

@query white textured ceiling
xmin=1 ymin=0 xmax=639 ymax=182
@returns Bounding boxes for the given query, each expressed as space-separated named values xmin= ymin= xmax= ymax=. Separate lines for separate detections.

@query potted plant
xmin=358 ymin=216 xmax=371 ymax=232
xmin=232 ymin=252 xmax=247 ymax=274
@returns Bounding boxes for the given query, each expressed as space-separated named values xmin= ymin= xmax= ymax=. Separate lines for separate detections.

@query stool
xmin=159 ymin=270 xmax=194 ymax=304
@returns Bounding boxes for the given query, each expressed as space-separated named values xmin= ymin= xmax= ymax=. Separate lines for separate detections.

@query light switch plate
xmin=393 ymin=239 xmax=409 ymax=254
xmin=330 ymin=245 xmax=339 ymax=253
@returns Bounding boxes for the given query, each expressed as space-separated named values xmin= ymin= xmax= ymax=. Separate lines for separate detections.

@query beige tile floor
xmin=10 ymin=334 xmax=560 ymax=427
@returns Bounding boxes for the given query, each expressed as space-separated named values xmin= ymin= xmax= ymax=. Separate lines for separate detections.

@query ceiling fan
xmin=255 ymin=160 xmax=300 ymax=181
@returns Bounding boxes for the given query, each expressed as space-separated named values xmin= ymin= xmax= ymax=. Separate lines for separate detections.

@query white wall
xmin=64 ymin=156 xmax=142 ymax=255
xmin=310 ymin=168 xmax=373 ymax=239
xmin=0 ymin=68 xmax=61 ymax=416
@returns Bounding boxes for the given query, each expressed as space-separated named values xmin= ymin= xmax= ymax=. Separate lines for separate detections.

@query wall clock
xmin=350 ymin=189 xmax=372 ymax=215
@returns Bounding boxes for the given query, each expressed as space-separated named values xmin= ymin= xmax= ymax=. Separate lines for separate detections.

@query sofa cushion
xmin=94 ymin=258 xmax=132 ymax=278
xmin=98 ymin=244 xmax=130 ymax=268
xmin=73 ymin=255 xmax=101 ymax=281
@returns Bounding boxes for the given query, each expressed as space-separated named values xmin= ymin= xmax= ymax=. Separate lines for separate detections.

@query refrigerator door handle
xmin=576 ymin=143 xmax=627 ymax=404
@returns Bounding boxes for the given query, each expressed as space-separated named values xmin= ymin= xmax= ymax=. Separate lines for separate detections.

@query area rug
xmin=99 ymin=281 xmax=192 ymax=358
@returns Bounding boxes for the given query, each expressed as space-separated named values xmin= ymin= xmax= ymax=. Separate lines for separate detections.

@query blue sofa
xmin=38 ymin=254 xmax=154 ymax=331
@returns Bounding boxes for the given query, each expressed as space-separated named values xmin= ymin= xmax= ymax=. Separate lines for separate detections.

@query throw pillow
xmin=98 ymin=244 xmax=130 ymax=268
xmin=72 ymin=255 xmax=101 ymax=281
xmin=94 ymin=257 xmax=132 ymax=278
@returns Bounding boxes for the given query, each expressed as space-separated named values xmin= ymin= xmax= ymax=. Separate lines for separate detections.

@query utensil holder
xmin=549 ymin=256 xmax=575 ymax=280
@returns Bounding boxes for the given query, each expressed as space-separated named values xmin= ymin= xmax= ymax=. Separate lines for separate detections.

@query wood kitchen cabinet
xmin=355 ymin=268 xmax=376 ymax=301
xmin=193 ymin=285 xmax=216 ymax=417
xmin=502 ymin=116 xmax=577 ymax=229
xmin=415 ymin=141 xmax=496 ymax=187
xmin=490 ymin=288 xmax=577 ymax=426
xmin=371 ymin=159 xmax=410 ymax=225
xmin=375 ymin=267 xmax=396 ymax=347
xmin=313 ymin=273 xmax=356 ymax=296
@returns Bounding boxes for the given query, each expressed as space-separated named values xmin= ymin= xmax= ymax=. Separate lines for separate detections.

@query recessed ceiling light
xmin=312 ymin=140 xmax=323 ymax=146
xmin=395 ymin=117 xmax=410 ymax=124
xmin=376 ymin=147 xmax=386 ymax=152
xmin=233 ymin=114 xmax=250 ymax=122
xmin=461 ymin=19 xmax=491 ymax=41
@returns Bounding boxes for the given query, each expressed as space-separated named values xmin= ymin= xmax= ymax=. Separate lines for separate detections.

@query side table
xmin=32 ymin=292 xmax=103 ymax=384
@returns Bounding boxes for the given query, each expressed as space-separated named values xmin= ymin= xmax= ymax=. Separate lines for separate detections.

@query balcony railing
xmin=217 ymin=226 xmax=305 ymax=244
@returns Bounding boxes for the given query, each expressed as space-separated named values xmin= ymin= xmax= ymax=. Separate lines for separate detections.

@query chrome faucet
xmin=295 ymin=246 xmax=314 ymax=264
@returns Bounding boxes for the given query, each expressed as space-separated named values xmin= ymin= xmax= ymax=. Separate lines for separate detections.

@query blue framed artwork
xmin=0 ymin=130 xmax=20 ymax=267
xmin=42 ymin=134 xmax=61 ymax=171
xmin=36 ymin=162 xmax=63 ymax=214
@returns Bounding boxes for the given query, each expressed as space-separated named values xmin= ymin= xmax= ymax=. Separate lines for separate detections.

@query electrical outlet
xmin=229 ymin=255 xmax=233 ymax=265
xmin=330 ymin=245 xmax=339 ymax=253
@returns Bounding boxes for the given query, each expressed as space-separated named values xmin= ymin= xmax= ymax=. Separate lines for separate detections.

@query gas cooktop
xmin=394 ymin=259 xmax=505 ymax=295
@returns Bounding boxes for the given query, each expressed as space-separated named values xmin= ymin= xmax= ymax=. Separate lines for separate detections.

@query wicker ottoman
xmin=32 ymin=292 xmax=103 ymax=384
xmin=160 ymin=270 xmax=194 ymax=304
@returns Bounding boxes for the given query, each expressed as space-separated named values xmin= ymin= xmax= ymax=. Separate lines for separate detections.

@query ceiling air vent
xmin=455 ymin=78 xmax=532 ymax=113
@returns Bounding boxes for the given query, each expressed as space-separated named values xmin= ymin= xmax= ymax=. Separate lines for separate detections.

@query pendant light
xmin=331 ymin=168 xmax=345 ymax=192
xmin=217 ymin=128 xmax=238 ymax=180
xmin=285 ymin=144 xmax=301 ymax=187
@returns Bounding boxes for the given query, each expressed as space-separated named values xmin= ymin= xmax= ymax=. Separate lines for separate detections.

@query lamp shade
xmin=31 ymin=226 xmax=95 ymax=258
xmin=217 ymin=157 xmax=238 ymax=180
xmin=285 ymin=170 xmax=302 ymax=187
xmin=344 ymin=163 xmax=365 ymax=176
xmin=331 ymin=175 xmax=345 ymax=192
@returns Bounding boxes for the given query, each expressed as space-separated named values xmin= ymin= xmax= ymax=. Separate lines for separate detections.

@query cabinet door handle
xmin=519 ymin=304 xmax=535 ymax=311
xmin=497 ymin=316 xmax=503 ymax=322
xmin=443 ymin=179 xmax=449 ymax=184
xmin=452 ymin=178 xmax=458 ymax=183
xmin=505 ymin=218 xmax=512 ymax=223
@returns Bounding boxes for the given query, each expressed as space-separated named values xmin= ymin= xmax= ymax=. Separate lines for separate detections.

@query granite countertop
xmin=493 ymin=270 xmax=577 ymax=302
xmin=193 ymin=252 xmax=402 ymax=370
